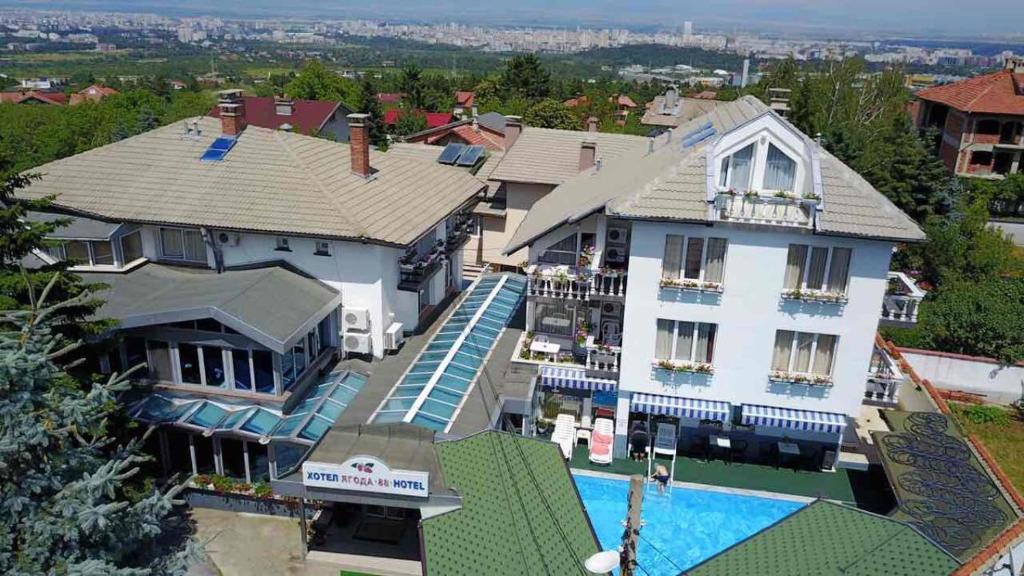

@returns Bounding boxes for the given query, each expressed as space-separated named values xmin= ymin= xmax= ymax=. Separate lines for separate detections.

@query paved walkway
xmin=192 ymin=508 xmax=308 ymax=576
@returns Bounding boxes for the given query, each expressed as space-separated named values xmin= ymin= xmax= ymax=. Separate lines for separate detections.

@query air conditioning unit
xmin=343 ymin=331 xmax=372 ymax=355
xmin=384 ymin=322 xmax=405 ymax=351
xmin=217 ymin=231 xmax=241 ymax=246
xmin=605 ymin=247 xmax=626 ymax=264
xmin=342 ymin=308 xmax=370 ymax=331
xmin=607 ymin=225 xmax=628 ymax=245
xmin=601 ymin=301 xmax=622 ymax=316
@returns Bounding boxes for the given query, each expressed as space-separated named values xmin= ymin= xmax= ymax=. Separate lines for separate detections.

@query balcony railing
xmin=525 ymin=265 xmax=627 ymax=301
xmin=865 ymin=344 xmax=904 ymax=405
xmin=713 ymin=192 xmax=814 ymax=228
xmin=398 ymin=245 xmax=444 ymax=290
xmin=583 ymin=337 xmax=621 ymax=373
xmin=881 ymin=271 xmax=926 ymax=324
xmin=513 ymin=332 xmax=620 ymax=375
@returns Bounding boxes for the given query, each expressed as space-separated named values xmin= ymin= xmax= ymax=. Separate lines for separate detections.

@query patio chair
xmin=653 ymin=423 xmax=678 ymax=457
xmin=550 ymin=416 xmax=575 ymax=460
xmin=589 ymin=418 xmax=615 ymax=465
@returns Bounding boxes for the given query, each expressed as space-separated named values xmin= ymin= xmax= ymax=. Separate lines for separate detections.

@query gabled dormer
xmin=705 ymin=112 xmax=823 ymax=228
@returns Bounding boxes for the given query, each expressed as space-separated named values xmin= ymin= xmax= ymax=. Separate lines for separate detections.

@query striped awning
xmin=741 ymin=404 xmax=847 ymax=435
xmin=539 ymin=365 xmax=617 ymax=393
xmin=630 ymin=393 xmax=730 ymax=421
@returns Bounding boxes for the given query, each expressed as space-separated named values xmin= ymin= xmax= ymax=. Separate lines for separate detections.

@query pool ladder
xmin=647 ymin=444 xmax=678 ymax=493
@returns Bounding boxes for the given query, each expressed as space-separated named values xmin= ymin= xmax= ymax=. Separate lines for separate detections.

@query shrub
xmin=953 ymin=403 xmax=1011 ymax=426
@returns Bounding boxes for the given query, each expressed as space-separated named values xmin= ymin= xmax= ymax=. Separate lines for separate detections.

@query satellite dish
xmin=584 ymin=550 xmax=620 ymax=574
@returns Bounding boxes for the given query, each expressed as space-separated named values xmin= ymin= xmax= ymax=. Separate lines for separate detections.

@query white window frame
xmin=655 ymin=319 xmax=717 ymax=364
xmin=786 ymin=244 xmax=852 ymax=294
xmin=773 ymin=330 xmax=838 ymax=377
xmin=662 ymin=235 xmax=728 ymax=283
xmin=276 ymin=237 xmax=291 ymax=251
xmin=159 ymin=227 xmax=206 ymax=263
xmin=119 ymin=230 xmax=145 ymax=264
xmin=714 ymin=129 xmax=806 ymax=197
xmin=314 ymin=239 xmax=331 ymax=256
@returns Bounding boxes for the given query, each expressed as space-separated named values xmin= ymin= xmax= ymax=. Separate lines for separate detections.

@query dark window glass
xmin=253 ymin=350 xmax=274 ymax=394
xmin=178 ymin=343 xmax=202 ymax=384
xmin=165 ymin=429 xmax=193 ymax=475
xmin=147 ymin=341 xmax=173 ymax=382
xmin=193 ymin=435 xmax=215 ymax=474
xmin=125 ymin=337 xmax=148 ymax=376
xmin=232 ymin=349 xmax=251 ymax=391
xmin=121 ymin=231 xmax=143 ymax=263
xmin=202 ymin=346 xmax=225 ymax=387
xmin=220 ymin=438 xmax=246 ymax=479
xmin=248 ymin=442 xmax=270 ymax=482
xmin=107 ymin=347 xmax=124 ymax=375
xmin=91 ymin=241 xmax=114 ymax=265
xmin=65 ymin=241 xmax=90 ymax=264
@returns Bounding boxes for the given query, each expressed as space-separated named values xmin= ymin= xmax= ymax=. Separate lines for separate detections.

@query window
xmin=655 ymin=319 xmax=716 ymax=364
xmin=772 ymin=330 xmax=837 ymax=376
xmin=232 ymin=349 xmax=252 ymax=391
xmin=65 ymin=241 xmax=91 ymax=265
xmin=538 ymin=233 xmax=578 ymax=266
xmin=281 ymin=342 xmax=307 ymax=390
xmin=314 ymin=240 xmax=331 ymax=256
xmin=120 ymin=230 xmax=143 ymax=263
xmin=90 ymin=241 xmax=114 ymax=265
xmin=252 ymin=350 xmax=274 ymax=393
xmin=534 ymin=300 xmax=575 ymax=337
xmin=275 ymin=237 xmax=291 ymax=251
xmin=662 ymin=235 xmax=728 ymax=284
xmin=764 ymin=144 xmax=797 ymax=191
xmin=124 ymin=337 xmax=148 ymax=375
xmin=976 ymin=119 xmax=1000 ymax=135
xmin=202 ymin=346 xmax=226 ymax=386
xmin=178 ymin=343 xmax=202 ymax=385
xmin=717 ymin=137 xmax=802 ymax=195
xmin=970 ymin=151 xmax=993 ymax=167
xmin=783 ymin=244 xmax=851 ymax=294
xmin=160 ymin=228 xmax=206 ymax=262
xmin=147 ymin=341 xmax=173 ymax=382
xmin=719 ymin=143 xmax=754 ymax=191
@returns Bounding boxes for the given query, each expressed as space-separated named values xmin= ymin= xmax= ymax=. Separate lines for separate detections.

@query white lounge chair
xmin=550 ymin=414 xmax=576 ymax=459
xmin=653 ymin=422 xmax=677 ymax=457
xmin=589 ymin=418 xmax=615 ymax=465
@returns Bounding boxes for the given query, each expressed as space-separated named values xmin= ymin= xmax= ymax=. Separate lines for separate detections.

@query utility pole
xmin=620 ymin=475 xmax=645 ymax=576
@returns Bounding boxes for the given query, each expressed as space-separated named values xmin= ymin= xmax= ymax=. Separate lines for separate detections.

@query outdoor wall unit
xmin=342 ymin=307 xmax=370 ymax=331
xmin=343 ymin=331 xmax=372 ymax=355
xmin=384 ymin=322 xmax=405 ymax=351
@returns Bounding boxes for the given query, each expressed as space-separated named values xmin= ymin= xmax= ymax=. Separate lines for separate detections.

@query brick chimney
xmin=274 ymin=94 xmax=294 ymax=116
xmin=347 ymin=113 xmax=371 ymax=178
xmin=579 ymin=137 xmax=596 ymax=172
xmin=505 ymin=115 xmax=522 ymax=149
xmin=217 ymin=89 xmax=246 ymax=136
xmin=587 ymin=116 xmax=599 ymax=133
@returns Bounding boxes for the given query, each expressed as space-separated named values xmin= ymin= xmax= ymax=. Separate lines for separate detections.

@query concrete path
xmin=192 ymin=508 xmax=306 ymax=575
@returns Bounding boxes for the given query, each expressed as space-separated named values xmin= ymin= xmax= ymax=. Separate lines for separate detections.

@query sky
xmin=3 ymin=0 xmax=1022 ymax=37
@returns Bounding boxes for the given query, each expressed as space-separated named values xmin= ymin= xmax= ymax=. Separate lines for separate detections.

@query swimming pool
xmin=573 ymin=473 xmax=804 ymax=575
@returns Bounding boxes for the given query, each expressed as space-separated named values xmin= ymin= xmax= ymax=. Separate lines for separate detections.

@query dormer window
xmin=764 ymin=144 xmax=797 ymax=192
xmin=710 ymin=114 xmax=813 ymax=200
xmin=719 ymin=143 xmax=755 ymax=191
xmin=717 ymin=140 xmax=800 ymax=195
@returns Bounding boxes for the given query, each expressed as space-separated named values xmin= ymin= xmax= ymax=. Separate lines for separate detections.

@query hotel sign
xmin=302 ymin=456 xmax=429 ymax=498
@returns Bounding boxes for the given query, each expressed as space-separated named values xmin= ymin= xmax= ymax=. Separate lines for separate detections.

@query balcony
xmin=881 ymin=271 xmax=926 ymax=325
xmin=443 ymin=220 xmax=473 ymax=254
xmin=398 ymin=244 xmax=444 ymax=291
xmin=525 ymin=264 xmax=628 ymax=301
xmin=865 ymin=344 xmax=904 ymax=405
xmin=513 ymin=332 xmax=621 ymax=375
xmin=713 ymin=192 xmax=814 ymax=228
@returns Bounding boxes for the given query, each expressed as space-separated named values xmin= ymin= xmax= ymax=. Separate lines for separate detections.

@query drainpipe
xmin=201 ymin=227 xmax=224 ymax=273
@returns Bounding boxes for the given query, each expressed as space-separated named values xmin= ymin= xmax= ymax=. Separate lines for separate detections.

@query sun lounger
xmin=589 ymin=418 xmax=615 ymax=465
xmin=653 ymin=422 xmax=677 ymax=457
xmin=550 ymin=414 xmax=576 ymax=459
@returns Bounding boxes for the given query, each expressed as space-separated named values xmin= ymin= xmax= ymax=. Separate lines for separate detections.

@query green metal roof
xmin=685 ymin=500 xmax=959 ymax=576
xmin=421 ymin=431 xmax=599 ymax=576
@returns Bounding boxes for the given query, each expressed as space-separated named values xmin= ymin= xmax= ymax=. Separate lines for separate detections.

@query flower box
xmin=659 ymin=278 xmax=724 ymax=293
xmin=780 ymin=288 xmax=847 ymax=304
xmin=768 ymin=370 xmax=833 ymax=387
xmin=653 ymin=359 xmax=714 ymax=375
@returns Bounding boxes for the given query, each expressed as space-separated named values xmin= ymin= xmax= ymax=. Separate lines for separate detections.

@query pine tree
xmin=0 ymin=275 xmax=196 ymax=575
xmin=354 ymin=78 xmax=387 ymax=148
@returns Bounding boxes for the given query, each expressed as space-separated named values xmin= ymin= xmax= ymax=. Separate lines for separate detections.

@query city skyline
xmin=1 ymin=0 xmax=1023 ymax=37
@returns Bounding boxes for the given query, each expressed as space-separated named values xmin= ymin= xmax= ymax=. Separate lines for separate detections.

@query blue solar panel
xmin=437 ymin=143 xmax=465 ymax=164
xmin=210 ymin=137 xmax=236 ymax=151
xmin=680 ymin=121 xmax=713 ymax=142
xmin=456 ymin=145 xmax=485 ymax=166
xmin=200 ymin=136 xmax=237 ymax=161
xmin=200 ymin=149 xmax=229 ymax=162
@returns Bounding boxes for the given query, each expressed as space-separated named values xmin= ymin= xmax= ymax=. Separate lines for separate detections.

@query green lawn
xmin=568 ymin=445 xmax=894 ymax=513
xmin=950 ymin=403 xmax=1024 ymax=493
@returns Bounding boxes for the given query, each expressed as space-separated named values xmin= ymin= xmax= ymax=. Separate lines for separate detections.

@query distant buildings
xmin=641 ymin=87 xmax=723 ymax=129
xmin=914 ymin=58 xmax=1024 ymax=178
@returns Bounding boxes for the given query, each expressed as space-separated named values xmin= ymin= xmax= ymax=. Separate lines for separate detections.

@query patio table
xmin=710 ymin=434 xmax=732 ymax=463
xmin=530 ymin=339 xmax=561 ymax=358
xmin=778 ymin=441 xmax=800 ymax=456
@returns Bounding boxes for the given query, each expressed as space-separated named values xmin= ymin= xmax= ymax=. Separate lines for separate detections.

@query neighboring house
xmin=383 ymin=109 xmax=455 ymax=130
xmin=15 ymin=90 xmax=482 ymax=486
xmin=208 ymin=93 xmax=352 ymax=141
xmin=914 ymin=57 xmax=1024 ymax=178
xmin=504 ymin=96 xmax=924 ymax=465
xmin=641 ymin=86 xmax=723 ymax=129
xmin=477 ymin=119 xmax=647 ymax=268
xmin=0 ymin=90 xmax=68 ymax=105
xmin=453 ymin=90 xmax=475 ymax=116
xmin=69 ymin=84 xmax=118 ymax=105
xmin=377 ymin=92 xmax=404 ymax=106
xmin=402 ymin=115 xmax=506 ymax=151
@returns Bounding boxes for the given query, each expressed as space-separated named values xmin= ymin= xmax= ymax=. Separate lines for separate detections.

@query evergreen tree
xmin=399 ymin=64 xmax=426 ymax=110
xmin=524 ymin=99 xmax=577 ymax=130
xmin=0 ymin=276 xmax=195 ymax=575
xmin=353 ymin=78 xmax=387 ymax=148
xmin=285 ymin=60 xmax=357 ymax=105
xmin=500 ymin=54 xmax=551 ymax=101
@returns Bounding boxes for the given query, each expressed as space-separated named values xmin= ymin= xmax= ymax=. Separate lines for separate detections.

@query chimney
xmin=664 ymin=87 xmax=678 ymax=112
xmin=587 ymin=116 xmax=599 ymax=133
xmin=579 ymin=137 xmax=596 ymax=172
xmin=274 ymin=94 xmax=294 ymax=116
xmin=347 ymin=113 xmax=371 ymax=178
xmin=217 ymin=89 xmax=246 ymax=136
xmin=505 ymin=115 xmax=522 ymax=149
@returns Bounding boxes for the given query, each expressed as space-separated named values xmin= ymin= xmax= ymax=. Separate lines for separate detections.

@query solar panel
xmin=437 ymin=143 xmax=465 ymax=165
xmin=200 ymin=149 xmax=229 ymax=162
xmin=209 ymin=137 xmax=236 ymax=151
xmin=456 ymin=145 xmax=485 ymax=166
xmin=199 ymin=136 xmax=237 ymax=162
xmin=680 ymin=121 xmax=713 ymax=142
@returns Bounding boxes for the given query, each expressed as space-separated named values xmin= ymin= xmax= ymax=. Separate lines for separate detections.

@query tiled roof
xmin=421 ymin=431 xmax=598 ymax=576
xmin=641 ymin=96 xmax=722 ymax=127
xmin=685 ymin=500 xmax=960 ymax=576
xmin=208 ymin=96 xmax=344 ymax=135
xmin=489 ymin=127 xmax=647 ymax=185
xmin=617 ymin=95 xmax=638 ymax=108
xmin=0 ymin=90 xmax=68 ymax=105
xmin=506 ymin=96 xmax=924 ymax=253
xmin=383 ymin=109 xmax=455 ymax=128
xmin=377 ymin=92 xmax=404 ymax=104
xmin=916 ymin=70 xmax=1024 ymax=115
xmin=455 ymin=91 xmax=475 ymax=106
xmin=16 ymin=117 xmax=485 ymax=246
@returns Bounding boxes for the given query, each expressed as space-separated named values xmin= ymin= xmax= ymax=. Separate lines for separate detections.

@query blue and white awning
xmin=540 ymin=365 xmax=617 ymax=393
xmin=630 ymin=393 xmax=730 ymax=421
xmin=741 ymin=404 xmax=847 ymax=435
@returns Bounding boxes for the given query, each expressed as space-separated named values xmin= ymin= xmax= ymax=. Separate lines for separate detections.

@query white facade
xmin=614 ymin=220 xmax=893 ymax=450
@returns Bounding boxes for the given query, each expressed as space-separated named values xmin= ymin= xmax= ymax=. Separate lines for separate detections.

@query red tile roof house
xmin=209 ymin=93 xmax=353 ymax=141
xmin=376 ymin=92 xmax=404 ymax=106
xmin=402 ymin=115 xmax=506 ymax=151
xmin=69 ymin=84 xmax=118 ymax=105
xmin=914 ymin=57 xmax=1024 ymax=178
xmin=383 ymin=109 xmax=455 ymax=130
xmin=0 ymin=90 xmax=69 ymax=106
xmin=453 ymin=90 xmax=475 ymax=116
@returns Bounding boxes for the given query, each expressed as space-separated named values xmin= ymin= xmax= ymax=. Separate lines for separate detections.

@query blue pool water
xmin=573 ymin=473 xmax=804 ymax=575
